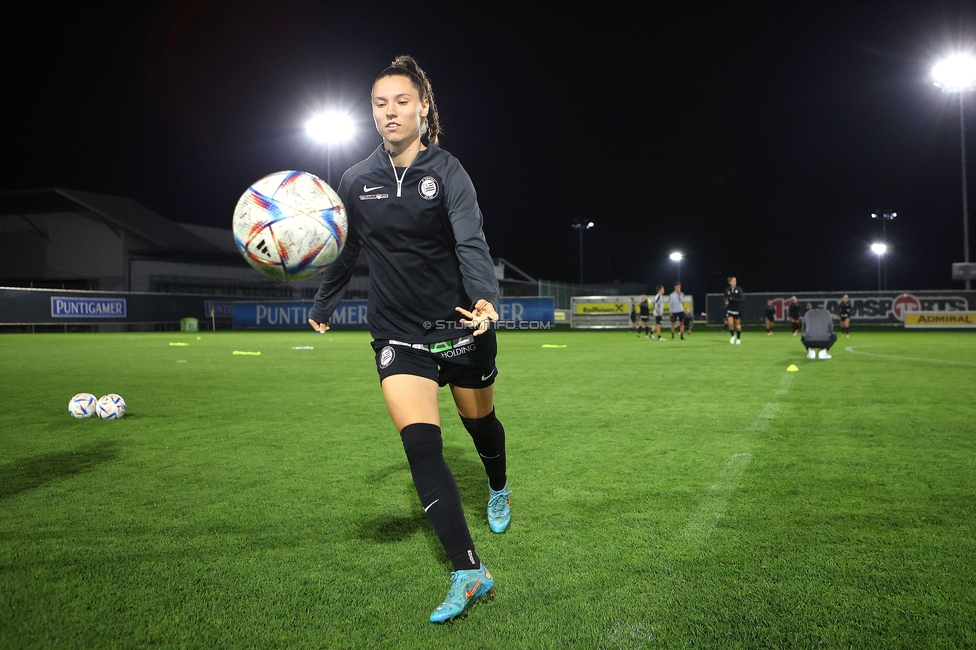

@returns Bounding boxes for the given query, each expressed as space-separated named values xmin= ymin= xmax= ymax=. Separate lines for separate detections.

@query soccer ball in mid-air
xmin=96 ymin=394 xmax=127 ymax=420
xmin=232 ymin=171 xmax=347 ymax=281
xmin=68 ymin=393 xmax=97 ymax=419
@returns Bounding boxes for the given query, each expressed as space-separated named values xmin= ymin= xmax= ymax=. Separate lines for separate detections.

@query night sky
xmin=5 ymin=1 xmax=976 ymax=297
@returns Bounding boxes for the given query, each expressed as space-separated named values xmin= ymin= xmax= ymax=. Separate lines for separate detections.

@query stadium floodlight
xmin=305 ymin=111 xmax=355 ymax=144
xmin=669 ymin=252 xmax=683 ymax=283
xmin=871 ymin=243 xmax=888 ymax=290
xmin=871 ymin=211 xmax=898 ymax=251
xmin=572 ymin=222 xmax=595 ymax=283
xmin=306 ymin=111 xmax=356 ymax=186
xmin=933 ymin=54 xmax=976 ymax=289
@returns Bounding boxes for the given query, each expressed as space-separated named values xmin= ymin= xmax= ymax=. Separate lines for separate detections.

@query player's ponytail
xmin=376 ymin=55 xmax=441 ymax=144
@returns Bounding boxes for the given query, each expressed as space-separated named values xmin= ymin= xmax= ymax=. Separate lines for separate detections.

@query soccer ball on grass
xmin=68 ymin=393 xmax=98 ymax=419
xmin=96 ymin=394 xmax=127 ymax=420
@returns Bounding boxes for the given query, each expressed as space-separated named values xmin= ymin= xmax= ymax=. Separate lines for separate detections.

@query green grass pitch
xmin=2 ymin=327 xmax=975 ymax=649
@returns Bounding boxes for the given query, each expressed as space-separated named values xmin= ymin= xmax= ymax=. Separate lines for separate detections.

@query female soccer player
xmin=788 ymin=296 xmax=801 ymax=336
xmin=724 ymin=276 xmax=743 ymax=344
xmin=652 ymin=285 xmax=666 ymax=340
xmin=764 ymin=299 xmax=776 ymax=335
xmin=637 ymin=294 xmax=651 ymax=337
xmin=838 ymin=294 xmax=852 ymax=337
xmin=307 ymin=56 xmax=506 ymax=623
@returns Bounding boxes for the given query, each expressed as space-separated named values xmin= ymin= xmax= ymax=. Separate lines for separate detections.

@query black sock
xmin=736 ymin=330 xmax=741 ymax=339
xmin=460 ymin=409 xmax=507 ymax=491
xmin=400 ymin=423 xmax=479 ymax=571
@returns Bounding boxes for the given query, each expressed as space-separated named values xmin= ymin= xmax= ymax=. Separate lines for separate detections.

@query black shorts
xmin=727 ymin=308 xmax=740 ymax=319
xmin=655 ymin=315 xmax=663 ymax=324
xmin=639 ymin=316 xmax=649 ymax=324
xmin=670 ymin=311 xmax=684 ymax=323
xmin=840 ymin=313 xmax=851 ymax=321
xmin=371 ymin=330 xmax=498 ymax=389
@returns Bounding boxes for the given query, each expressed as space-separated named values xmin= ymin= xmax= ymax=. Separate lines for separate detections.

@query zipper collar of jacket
xmin=378 ymin=144 xmax=434 ymax=197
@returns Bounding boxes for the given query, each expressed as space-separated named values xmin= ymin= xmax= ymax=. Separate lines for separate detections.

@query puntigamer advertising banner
xmin=51 ymin=297 xmax=127 ymax=318
xmin=704 ymin=291 xmax=976 ymax=325
xmin=233 ymin=297 xmax=555 ymax=330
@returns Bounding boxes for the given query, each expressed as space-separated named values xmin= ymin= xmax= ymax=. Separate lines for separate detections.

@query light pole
xmin=571 ymin=222 xmax=594 ymax=283
xmin=871 ymin=212 xmax=896 ymax=287
xmin=306 ymin=111 xmax=356 ymax=187
xmin=933 ymin=54 xmax=976 ymax=289
xmin=669 ymin=251 xmax=683 ymax=284
xmin=871 ymin=243 xmax=887 ymax=291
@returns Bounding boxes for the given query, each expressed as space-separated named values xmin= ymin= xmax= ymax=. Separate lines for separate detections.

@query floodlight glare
xmin=932 ymin=54 xmax=976 ymax=91
xmin=669 ymin=252 xmax=683 ymax=261
xmin=871 ymin=243 xmax=887 ymax=255
xmin=305 ymin=112 xmax=355 ymax=144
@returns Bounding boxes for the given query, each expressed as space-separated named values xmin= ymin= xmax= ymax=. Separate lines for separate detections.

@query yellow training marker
xmin=169 ymin=342 xmax=189 ymax=346
xmin=787 ymin=364 xmax=799 ymax=372
xmin=541 ymin=344 xmax=567 ymax=348
xmin=233 ymin=351 xmax=262 ymax=356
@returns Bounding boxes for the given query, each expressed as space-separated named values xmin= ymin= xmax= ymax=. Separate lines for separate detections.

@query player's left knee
xmin=459 ymin=409 xmax=503 ymax=439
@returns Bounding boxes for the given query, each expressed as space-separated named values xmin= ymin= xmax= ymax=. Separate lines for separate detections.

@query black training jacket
xmin=309 ymin=143 xmax=500 ymax=344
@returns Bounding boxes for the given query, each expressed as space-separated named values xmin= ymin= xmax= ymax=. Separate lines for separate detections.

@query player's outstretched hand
xmin=308 ymin=318 xmax=330 ymax=333
xmin=456 ymin=300 xmax=497 ymax=336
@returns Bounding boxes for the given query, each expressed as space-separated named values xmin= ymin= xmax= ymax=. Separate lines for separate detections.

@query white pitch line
xmin=845 ymin=346 xmax=976 ymax=367
xmin=749 ymin=403 xmax=779 ymax=431
xmin=680 ymin=452 xmax=752 ymax=547
xmin=775 ymin=373 xmax=794 ymax=395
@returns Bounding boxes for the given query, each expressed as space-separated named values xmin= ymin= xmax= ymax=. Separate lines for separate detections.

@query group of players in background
xmin=763 ymin=293 xmax=853 ymax=338
xmin=632 ymin=283 xmax=693 ymax=340
xmin=632 ymin=280 xmax=856 ymax=342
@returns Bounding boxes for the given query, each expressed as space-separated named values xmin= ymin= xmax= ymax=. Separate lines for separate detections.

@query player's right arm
xmin=308 ymin=173 xmax=363 ymax=332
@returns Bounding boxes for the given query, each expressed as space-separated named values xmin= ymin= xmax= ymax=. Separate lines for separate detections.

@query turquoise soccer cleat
xmin=429 ymin=564 xmax=495 ymax=623
xmin=487 ymin=481 xmax=511 ymax=533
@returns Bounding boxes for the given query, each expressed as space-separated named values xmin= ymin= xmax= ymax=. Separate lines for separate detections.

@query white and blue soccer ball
xmin=96 ymin=394 xmax=127 ymax=420
xmin=68 ymin=393 xmax=98 ymax=419
xmin=232 ymin=171 xmax=348 ymax=281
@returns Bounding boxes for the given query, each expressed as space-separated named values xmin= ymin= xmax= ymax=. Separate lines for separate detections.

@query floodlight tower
xmin=669 ymin=251 xmax=683 ymax=284
xmin=932 ymin=54 xmax=976 ymax=289
xmin=871 ymin=212 xmax=896 ymax=288
xmin=871 ymin=243 xmax=888 ymax=291
xmin=306 ymin=111 xmax=356 ymax=186
xmin=571 ymin=222 xmax=594 ymax=283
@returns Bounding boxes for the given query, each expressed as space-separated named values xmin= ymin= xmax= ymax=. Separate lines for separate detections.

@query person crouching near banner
xmin=801 ymin=302 xmax=837 ymax=360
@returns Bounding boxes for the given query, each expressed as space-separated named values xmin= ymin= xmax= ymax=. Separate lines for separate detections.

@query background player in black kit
xmin=637 ymin=294 xmax=651 ymax=337
xmin=307 ymin=56 xmax=505 ymax=623
xmin=788 ymin=296 xmax=802 ymax=336
xmin=724 ymin=276 xmax=744 ymax=344
xmin=838 ymin=294 xmax=853 ymax=337
xmin=764 ymin=299 xmax=776 ymax=335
